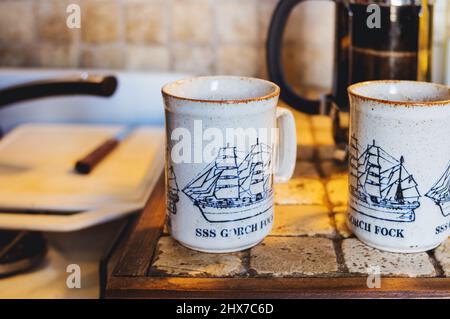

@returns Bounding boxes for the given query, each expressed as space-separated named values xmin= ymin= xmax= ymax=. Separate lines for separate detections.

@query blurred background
xmin=0 ymin=0 xmax=447 ymax=91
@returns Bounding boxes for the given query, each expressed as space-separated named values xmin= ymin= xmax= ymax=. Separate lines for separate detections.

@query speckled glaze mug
xmin=348 ymin=80 xmax=450 ymax=253
xmin=162 ymin=76 xmax=297 ymax=253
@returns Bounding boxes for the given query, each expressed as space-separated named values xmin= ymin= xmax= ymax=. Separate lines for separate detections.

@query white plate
xmin=0 ymin=124 xmax=164 ymax=231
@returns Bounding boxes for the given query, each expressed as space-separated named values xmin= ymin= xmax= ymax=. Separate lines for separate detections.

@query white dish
xmin=0 ymin=123 xmax=164 ymax=231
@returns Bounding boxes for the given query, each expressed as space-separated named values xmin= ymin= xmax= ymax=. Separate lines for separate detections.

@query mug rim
xmin=347 ymin=80 xmax=450 ymax=107
xmin=161 ymin=75 xmax=280 ymax=104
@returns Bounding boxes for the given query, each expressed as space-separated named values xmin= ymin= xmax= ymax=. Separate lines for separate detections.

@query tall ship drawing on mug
xmin=167 ymin=166 xmax=180 ymax=215
xmin=426 ymin=162 xmax=450 ymax=217
xmin=349 ymin=136 xmax=421 ymax=223
xmin=182 ymin=140 xmax=273 ymax=223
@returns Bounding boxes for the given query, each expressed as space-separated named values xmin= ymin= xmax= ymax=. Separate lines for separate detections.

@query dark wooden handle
xmin=75 ymin=138 xmax=119 ymax=174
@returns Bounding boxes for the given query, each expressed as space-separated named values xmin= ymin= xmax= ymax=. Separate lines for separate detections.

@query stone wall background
xmin=0 ymin=0 xmax=448 ymax=89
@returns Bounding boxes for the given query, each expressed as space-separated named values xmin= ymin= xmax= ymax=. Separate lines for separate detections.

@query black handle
xmin=0 ymin=74 xmax=118 ymax=109
xmin=267 ymin=0 xmax=333 ymax=114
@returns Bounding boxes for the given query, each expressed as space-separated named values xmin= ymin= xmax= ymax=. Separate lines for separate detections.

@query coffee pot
xmin=267 ymin=0 xmax=433 ymax=158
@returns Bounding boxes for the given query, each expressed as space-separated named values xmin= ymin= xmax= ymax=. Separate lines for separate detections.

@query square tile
xmin=333 ymin=206 xmax=352 ymax=238
xmin=217 ymin=0 xmax=258 ymax=44
xmin=38 ymin=44 xmax=77 ymax=68
xmin=326 ymin=176 xmax=348 ymax=206
xmin=125 ymin=45 xmax=170 ymax=71
xmin=250 ymin=237 xmax=338 ymax=276
xmin=313 ymin=129 xmax=334 ymax=147
xmin=311 ymin=120 xmax=335 ymax=162
xmin=80 ymin=46 xmax=124 ymax=69
xmin=172 ymin=0 xmax=213 ymax=44
xmin=293 ymin=110 xmax=315 ymax=161
xmin=172 ymin=44 xmax=214 ymax=74
xmin=272 ymin=205 xmax=334 ymax=236
xmin=81 ymin=0 xmax=120 ymax=43
xmin=320 ymin=160 xmax=347 ymax=179
xmin=297 ymin=145 xmax=315 ymax=162
xmin=0 ymin=1 xmax=34 ymax=44
xmin=342 ymin=239 xmax=436 ymax=277
xmin=125 ymin=0 xmax=168 ymax=44
xmin=217 ymin=45 xmax=259 ymax=76
xmin=317 ymin=145 xmax=336 ymax=161
xmin=257 ymin=0 xmax=278 ymax=44
xmin=292 ymin=161 xmax=319 ymax=179
xmin=0 ymin=45 xmax=36 ymax=67
xmin=151 ymin=236 xmax=246 ymax=277
xmin=311 ymin=115 xmax=332 ymax=131
xmin=37 ymin=0 xmax=76 ymax=44
xmin=297 ymin=123 xmax=314 ymax=149
xmin=275 ymin=178 xmax=325 ymax=205
xmin=434 ymin=237 xmax=450 ymax=277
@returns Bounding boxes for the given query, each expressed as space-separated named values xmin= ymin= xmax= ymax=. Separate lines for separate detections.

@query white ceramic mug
xmin=162 ymin=76 xmax=297 ymax=253
xmin=347 ymin=80 xmax=450 ymax=253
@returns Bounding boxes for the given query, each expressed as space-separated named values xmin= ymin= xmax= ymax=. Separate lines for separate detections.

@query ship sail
xmin=167 ymin=166 xmax=180 ymax=215
xmin=381 ymin=162 xmax=420 ymax=202
xmin=349 ymin=135 xmax=360 ymax=189
xmin=183 ymin=161 xmax=221 ymax=200
xmin=248 ymin=141 xmax=271 ymax=196
xmin=426 ymin=163 xmax=450 ymax=217
xmin=426 ymin=163 xmax=450 ymax=202
xmin=182 ymin=140 xmax=274 ymax=222
xmin=168 ymin=167 xmax=179 ymax=192
xmin=214 ymin=146 xmax=240 ymax=199
xmin=356 ymin=141 xmax=420 ymax=203
xmin=349 ymin=140 xmax=421 ymax=223
xmin=216 ymin=147 xmax=237 ymax=169
xmin=360 ymin=143 xmax=383 ymax=198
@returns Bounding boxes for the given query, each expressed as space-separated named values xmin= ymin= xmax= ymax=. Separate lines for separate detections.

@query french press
xmin=267 ymin=0 xmax=433 ymax=159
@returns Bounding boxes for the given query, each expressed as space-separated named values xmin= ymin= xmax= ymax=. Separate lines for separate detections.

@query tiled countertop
xmin=150 ymin=111 xmax=450 ymax=279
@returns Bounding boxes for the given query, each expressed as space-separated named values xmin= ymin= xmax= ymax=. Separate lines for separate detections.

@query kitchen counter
xmin=104 ymin=111 xmax=450 ymax=298
xmin=1 ymin=108 xmax=449 ymax=298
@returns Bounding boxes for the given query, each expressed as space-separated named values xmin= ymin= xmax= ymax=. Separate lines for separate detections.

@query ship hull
xmin=437 ymin=201 xmax=450 ymax=217
xmin=349 ymin=194 xmax=417 ymax=223
xmin=196 ymin=196 xmax=273 ymax=223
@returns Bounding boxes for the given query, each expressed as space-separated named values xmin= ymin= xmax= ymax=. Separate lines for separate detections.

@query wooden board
xmin=103 ymin=174 xmax=450 ymax=299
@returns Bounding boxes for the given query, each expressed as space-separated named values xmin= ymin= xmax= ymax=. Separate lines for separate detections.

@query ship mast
xmin=168 ymin=167 xmax=179 ymax=191
xmin=349 ymin=135 xmax=360 ymax=190
xmin=394 ymin=156 xmax=405 ymax=203
xmin=213 ymin=144 xmax=240 ymax=199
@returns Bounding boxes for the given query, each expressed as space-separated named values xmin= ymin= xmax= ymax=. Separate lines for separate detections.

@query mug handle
xmin=267 ymin=0 xmax=335 ymax=114
xmin=274 ymin=107 xmax=297 ymax=183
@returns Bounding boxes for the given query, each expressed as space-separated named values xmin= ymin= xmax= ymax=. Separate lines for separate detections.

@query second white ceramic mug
xmin=348 ymin=80 xmax=450 ymax=253
xmin=162 ymin=76 xmax=297 ymax=253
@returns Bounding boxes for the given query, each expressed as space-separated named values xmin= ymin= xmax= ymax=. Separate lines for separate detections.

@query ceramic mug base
xmin=175 ymin=238 xmax=264 ymax=253
xmin=354 ymin=236 xmax=442 ymax=254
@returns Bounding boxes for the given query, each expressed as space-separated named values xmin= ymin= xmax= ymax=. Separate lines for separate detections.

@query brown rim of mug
xmin=161 ymin=76 xmax=281 ymax=104
xmin=347 ymin=80 xmax=450 ymax=107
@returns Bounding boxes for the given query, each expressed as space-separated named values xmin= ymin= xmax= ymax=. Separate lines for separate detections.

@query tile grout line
xmin=243 ymin=249 xmax=252 ymax=277
xmin=310 ymin=116 xmax=349 ymax=274
xmin=427 ymin=250 xmax=445 ymax=278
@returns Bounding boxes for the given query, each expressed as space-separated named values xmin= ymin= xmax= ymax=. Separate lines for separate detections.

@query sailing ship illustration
xmin=167 ymin=166 xmax=180 ymax=215
xmin=426 ymin=162 xmax=450 ymax=217
xmin=182 ymin=140 xmax=273 ymax=223
xmin=349 ymin=136 xmax=421 ymax=223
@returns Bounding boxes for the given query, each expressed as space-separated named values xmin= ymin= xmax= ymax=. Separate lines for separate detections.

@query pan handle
xmin=0 ymin=73 xmax=118 ymax=109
